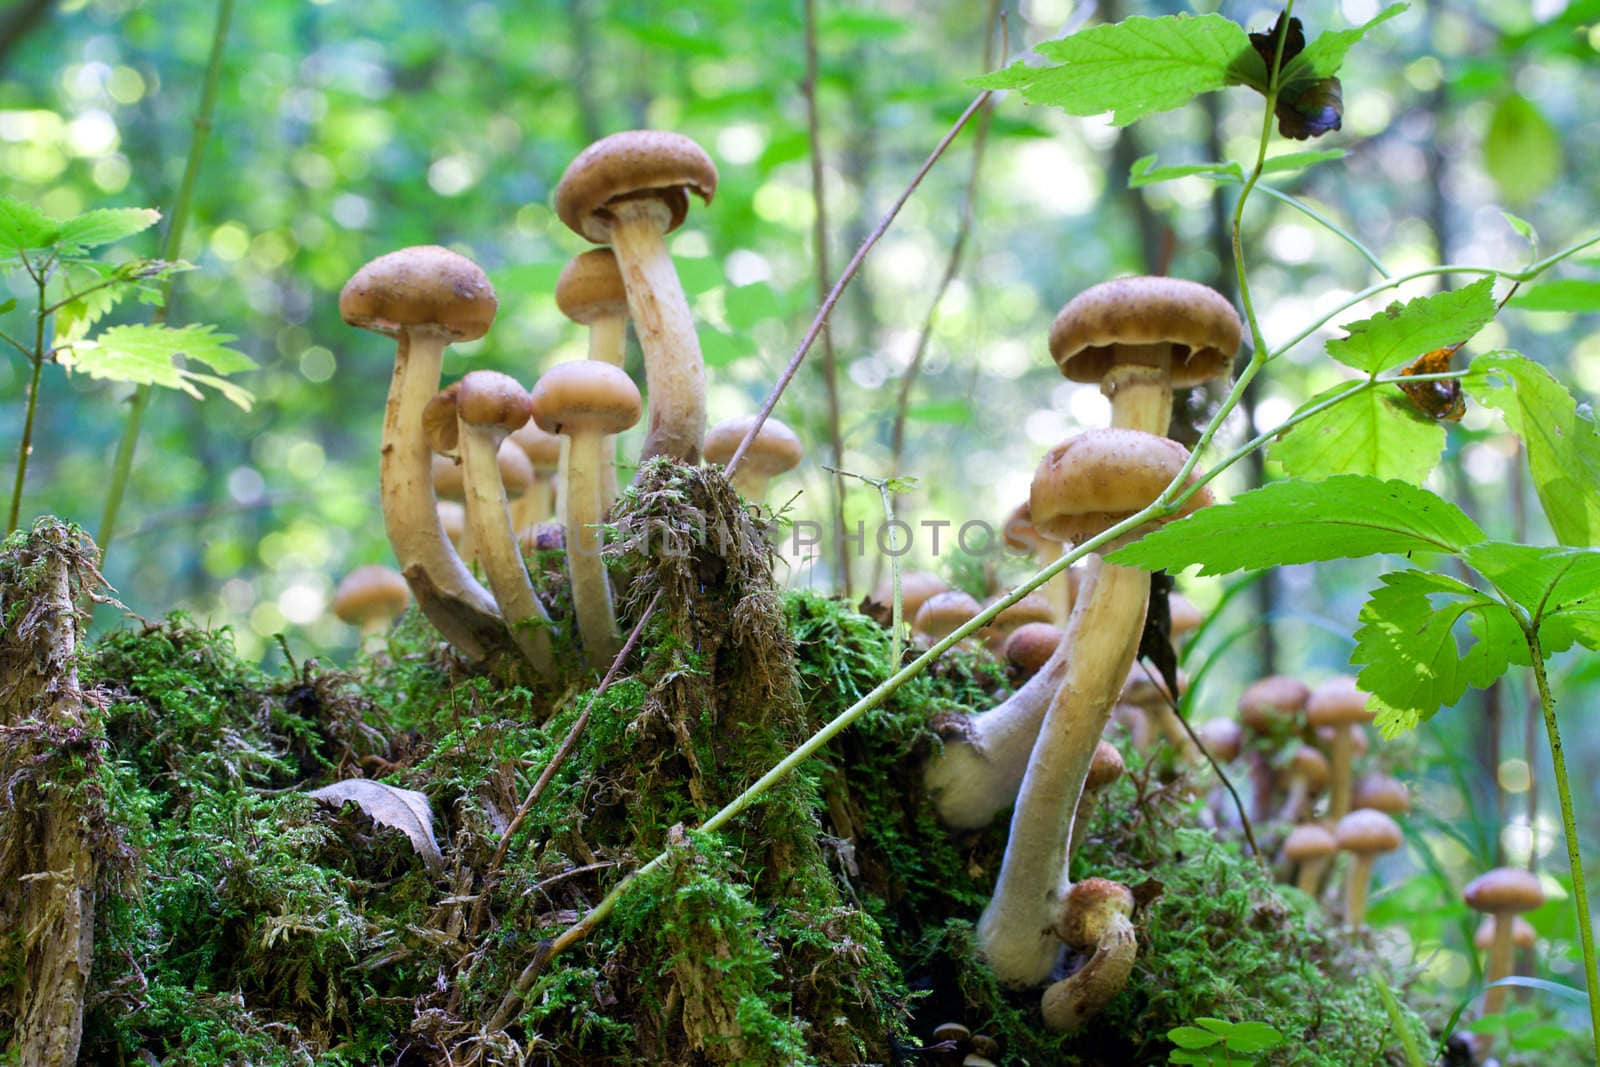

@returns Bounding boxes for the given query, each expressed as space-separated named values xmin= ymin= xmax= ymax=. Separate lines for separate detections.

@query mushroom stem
xmin=381 ymin=332 xmax=505 ymax=658
xmin=1103 ymin=344 xmax=1173 ymax=433
xmin=1297 ymin=854 xmax=1331 ymax=897
xmin=1484 ymin=918 xmax=1515 ymax=1017
xmin=1037 ymin=542 xmax=1073 ymax=624
xmin=565 ymin=429 xmax=620 ymax=667
xmin=1328 ymin=728 xmax=1355 ymax=821
xmin=1346 ymin=853 xmax=1376 ymax=929
xmin=459 ymin=423 xmax=555 ymax=675
xmin=1041 ymin=879 xmax=1138 ymax=1032
xmin=588 ymin=314 xmax=627 ymax=508
xmin=731 ymin=469 xmax=773 ymax=502
xmin=608 ymin=198 xmax=705 ymax=465
xmin=976 ymin=562 xmax=1148 ymax=987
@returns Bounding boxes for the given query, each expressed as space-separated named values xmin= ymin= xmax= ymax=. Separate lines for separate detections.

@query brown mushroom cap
xmin=507 ymin=421 xmax=563 ymax=470
xmin=1196 ymin=718 xmax=1243 ymax=761
xmin=1030 ymin=428 xmax=1211 ymax=545
xmin=528 ymin=361 xmax=643 ymax=437
xmin=1335 ymin=808 xmax=1403 ymax=856
xmin=1239 ymin=675 xmax=1310 ymax=733
xmin=985 ymin=592 xmax=1056 ymax=635
xmin=1284 ymin=823 xmax=1338 ymax=864
xmin=1004 ymin=621 xmax=1061 ymax=676
xmin=1048 ymin=276 xmax=1240 ymax=388
xmin=1306 ymin=674 xmax=1375 ymax=728
xmin=914 ymin=589 xmax=983 ymax=640
xmin=1314 ymin=722 xmax=1370 ymax=758
xmin=1168 ymin=593 xmax=1203 ymax=643
xmin=555 ymin=249 xmax=629 ymax=324
xmin=458 ymin=370 xmax=532 ymax=434
xmin=437 ymin=500 xmax=466 ymax=548
xmin=431 ymin=453 xmax=466 ymax=501
xmin=339 ymin=245 xmax=497 ymax=341
xmin=1286 ymin=744 xmax=1331 ymax=787
xmin=1004 ymin=501 xmax=1042 ymax=552
xmin=1475 ymin=915 xmax=1537 ymax=951
xmin=332 ymin=564 xmax=411 ymax=626
xmin=865 ymin=570 xmax=950 ymax=622
xmin=1464 ymin=867 xmax=1546 ymax=915
xmin=1351 ymin=773 xmax=1410 ymax=815
xmin=1057 ymin=877 xmax=1136 ymax=947
xmin=703 ymin=414 xmax=804 ymax=478
xmin=1086 ymin=741 xmax=1126 ymax=790
xmin=423 ymin=381 xmax=463 ymax=453
xmin=496 ymin=440 xmax=535 ymax=495
xmin=554 ymin=130 xmax=718 ymax=244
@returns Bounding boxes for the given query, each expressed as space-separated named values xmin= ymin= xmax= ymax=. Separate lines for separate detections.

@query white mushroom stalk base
xmin=460 ymin=424 xmax=555 ymax=675
xmin=608 ymin=198 xmax=706 ymax=466
xmin=565 ymin=431 xmax=621 ymax=668
xmin=977 ymin=561 xmax=1149 ymax=987
xmin=382 ymin=332 xmax=505 ymax=659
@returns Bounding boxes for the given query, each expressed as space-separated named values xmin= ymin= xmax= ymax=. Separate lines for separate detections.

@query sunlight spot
xmin=1498 ymin=758 xmax=1531 ymax=794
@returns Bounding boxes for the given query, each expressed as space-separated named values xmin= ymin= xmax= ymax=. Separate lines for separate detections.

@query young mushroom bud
xmin=506 ymin=421 xmax=564 ymax=532
xmin=703 ymin=414 xmax=804 ymax=503
xmin=341 ymin=246 xmax=506 ymax=660
xmin=1067 ymin=741 xmax=1125 ymax=861
xmin=1004 ymin=621 xmax=1062 ymax=680
xmin=455 ymin=370 xmax=556 ymax=676
xmin=1464 ymin=867 xmax=1546 ymax=1018
xmin=553 ymin=131 xmax=717 ymax=465
xmin=332 ymin=564 xmax=411 ymax=647
xmin=1335 ymin=808 xmax=1403 ymax=931
xmin=1050 ymin=276 xmax=1240 ymax=436
xmin=1041 ymin=878 xmax=1138 ymax=1032
xmin=913 ymin=589 xmax=983 ymax=646
xmin=1307 ymin=674 xmax=1376 ymax=821
xmin=556 ymin=249 xmax=631 ymax=505
xmin=529 ymin=361 xmax=643 ymax=668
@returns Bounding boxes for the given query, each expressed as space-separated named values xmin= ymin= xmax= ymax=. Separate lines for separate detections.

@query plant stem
xmin=1525 ymin=630 xmax=1600 ymax=1060
xmin=97 ymin=0 xmax=233 ymax=558
xmin=6 ymin=275 xmax=46 ymax=534
xmin=1252 ymin=181 xmax=1389 ymax=276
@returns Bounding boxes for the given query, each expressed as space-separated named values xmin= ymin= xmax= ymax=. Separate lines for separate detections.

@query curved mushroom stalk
xmin=1041 ymin=879 xmax=1138 ymax=1032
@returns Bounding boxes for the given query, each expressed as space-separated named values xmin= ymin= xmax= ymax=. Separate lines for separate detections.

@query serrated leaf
xmin=972 ymin=14 xmax=1253 ymax=126
xmin=1128 ymin=154 xmax=1242 ymax=188
xmin=1281 ymin=4 xmax=1407 ymax=83
xmin=1464 ymin=351 xmax=1600 ymax=547
xmin=1106 ymin=475 xmax=1484 ymax=576
xmin=308 ymin=779 xmax=443 ymax=874
xmin=1269 ymin=384 xmax=1446 ymax=485
xmin=0 ymin=196 xmax=61 ymax=250
xmin=56 ymin=207 xmax=160 ymax=250
xmin=1259 ymin=148 xmax=1345 ymax=174
xmin=1485 ymin=93 xmax=1561 ymax=204
xmin=1507 ymin=279 xmax=1600 ymax=313
xmin=1463 ymin=542 xmax=1600 ymax=652
xmin=1326 ymin=277 xmax=1497 ymax=374
xmin=1352 ymin=570 xmax=1511 ymax=737
xmin=59 ymin=323 xmax=256 ymax=409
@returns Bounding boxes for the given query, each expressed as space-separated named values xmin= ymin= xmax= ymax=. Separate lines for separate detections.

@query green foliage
xmin=1507 ymin=279 xmax=1600 ymax=313
xmin=1167 ymin=1015 xmax=1285 ymax=1065
xmin=1269 ymin=383 xmax=1446 ymax=484
xmin=1323 ymin=278 xmax=1496 ymax=375
xmin=1484 ymin=93 xmax=1562 ymax=204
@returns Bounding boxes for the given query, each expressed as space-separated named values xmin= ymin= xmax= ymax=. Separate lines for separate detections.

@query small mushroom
xmin=1275 ymin=744 xmax=1330 ymax=823
xmin=1004 ymin=621 xmax=1062 ymax=679
xmin=1239 ymin=675 xmax=1309 ymax=822
xmin=1196 ymin=718 xmax=1243 ymax=763
xmin=703 ymin=414 xmax=804 ymax=503
xmin=332 ymin=564 xmax=411 ymax=646
xmin=553 ymin=130 xmax=717 ymax=465
xmin=340 ymin=246 xmax=504 ymax=659
xmin=556 ymin=249 xmax=631 ymax=506
xmin=506 ymin=421 xmax=563 ymax=532
xmin=982 ymin=592 xmax=1056 ymax=651
xmin=1004 ymin=501 xmax=1073 ymax=623
xmin=1283 ymin=822 xmax=1338 ymax=898
xmin=528 ymin=361 xmax=643 ymax=668
xmin=862 ymin=570 xmax=949 ymax=629
xmin=1067 ymin=741 xmax=1125 ymax=861
xmin=1335 ymin=808 xmax=1403 ymax=931
xmin=1041 ymin=878 xmax=1138 ymax=1032
xmin=1351 ymin=772 xmax=1410 ymax=816
xmin=1464 ymin=867 xmax=1546 ymax=1018
xmin=913 ymin=590 xmax=983 ymax=646
xmin=1307 ymin=675 xmax=1376 ymax=821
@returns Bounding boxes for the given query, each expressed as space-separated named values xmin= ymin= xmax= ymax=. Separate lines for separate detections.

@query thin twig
xmin=801 ymin=0 xmax=852 ymax=598
xmin=888 ymin=0 xmax=1001 ymax=476
xmin=466 ymin=591 xmax=660 ymax=940
xmin=723 ymin=91 xmax=992 ymax=483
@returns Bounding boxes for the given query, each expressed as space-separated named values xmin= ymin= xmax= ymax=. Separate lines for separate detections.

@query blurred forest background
xmin=3 ymin=0 xmax=1599 ymax=1026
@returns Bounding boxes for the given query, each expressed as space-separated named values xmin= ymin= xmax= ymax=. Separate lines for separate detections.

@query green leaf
xmin=55 ymin=207 xmax=160 ymax=250
xmin=1129 ymin=154 xmax=1242 ymax=189
xmin=1352 ymin=570 xmax=1513 ymax=738
xmin=51 ymin=262 xmax=126 ymax=346
xmin=972 ymin=14 xmax=1253 ymax=126
xmin=1281 ymin=4 xmax=1407 ymax=83
xmin=1464 ymin=351 xmax=1600 ymax=547
xmin=722 ymin=281 xmax=781 ymax=330
xmin=1269 ymin=384 xmax=1446 ymax=485
xmin=1219 ymin=1020 xmax=1285 ymax=1052
xmin=58 ymin=323 xmax=256 ymax=409
xmin=1502 ymin=211 xmax=1538 ymax=252
xmin=1167 ymin=1025 xmax=1223 ymax=1050
xmin=698 ymin=327 xmax=743 ymax=369
xmin=1106 ymin=475 xmax=1484 ymax=576
xmin=1507 ymin=279 xmax=1600 ymax=313
xmin=1484 ymin=94 xmax=1562 ymax=205
xmin=0 ymin=196 xmax=62 ymax=250
xmin=1259 ymin=148 xmax=1345 ymax=175
xmin=905 ymin=400 xmax=972 ymax=425
xmin=1462 ymin=542 xmax=1600 ymax=652
xmin=1325 ymin=277 xmax=1497 ymax=374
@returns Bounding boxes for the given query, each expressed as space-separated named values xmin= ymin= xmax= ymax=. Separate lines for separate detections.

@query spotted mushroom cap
xmin=1048 ymin=276 xmax=1240 ymax=388
xmin=1029 ymin=428 xmax=1211 ymax=545
xmin=554 ymin=130 xmax=718 ymax=244
xmin=340 ymin=245 xmax=497 ymax=341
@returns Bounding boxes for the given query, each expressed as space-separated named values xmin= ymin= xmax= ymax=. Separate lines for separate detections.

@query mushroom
xmin=506 ymin=421 xmax=563 ymax=532
xmin=453 ymin=370 xmax=556 ymax=675
xmin=1120 ymin=662 xmax=1192 ymax=758
xmin=1307 ymin=674 xmax=1376 ymax=821
xmin=1238 ymin=675 xmax=1309 ymax=823
xmin=1049 ymin=276 xmax=1240 ymax=435
xmin=977 ymin=429 xmax=1209 ymax=986
xmin=1067 ymin=741 xmax=1125 ymax=862
xmin=703 ymin=414 xmax=804 ymax=503
xmin=1196 ymin=718 xmax=1243 ymax=763
xmin=1464 ymin=867 xmax=1546 ymax=1017
xmin=1275 ymin=743 xmax=1331 ymax=823
xmin=1168 ymin=592 xmax=1202 ymax=647
xmin=1283 ymin=822 xmax=1338 ymax=898
xmin=1335 ymin=808 xmax=1403 ymax=931
xmin=981 ymin=592 xmax=1056 ymax=652
xmin=1004 ymin=501 xmax=1074 ymax=624
xmin=1351 ymin=773 xmax=1410 ymax=816
xmin=1004 ymin=621 xmax=1061 ymax=680
xmin=437 ymin=500 xmax=466 ymax=554
xmin=332 ymin=564 xmax=411 ymax=647
xmin=863 ymin=570 xmax=949 ymax=629
xmin=553 ymin=131 xmax=717 ymax=465
xmin=528 ymin=360 xmax=642 ymax=668
xmin=430 ymin=453 xmax=473 ymax=564
xmin=913 ymin=589 xmax=984 ymax=646
xmin=556 ymin=248 xmax=631 ymax=506
xmin=341 ymin=246 xmax=505 ymax=659
xmin=1040 ymin=878 xmax=1138 ymax=1032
